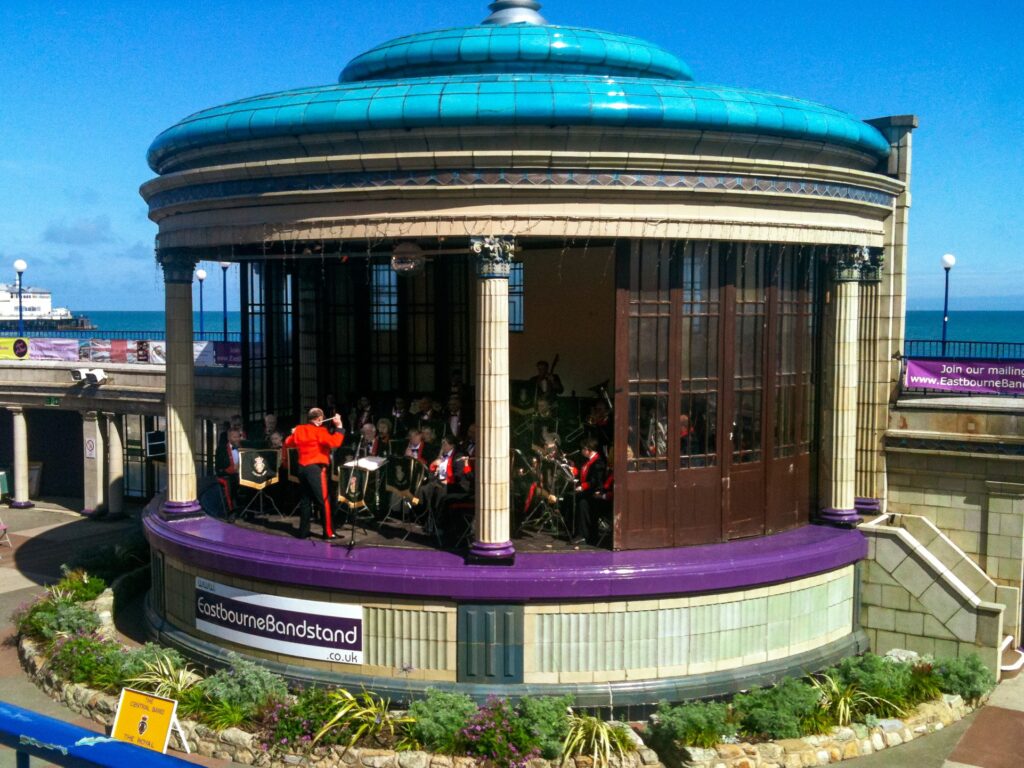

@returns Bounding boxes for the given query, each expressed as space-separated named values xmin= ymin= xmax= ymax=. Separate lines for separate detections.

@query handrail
xmin=0 ymin=330 xmax=242 ymax=342
xmin=904 ymin=338 xmax=1024 ymax=360
xmin=0 ymin=700 xmax=190 ymax=767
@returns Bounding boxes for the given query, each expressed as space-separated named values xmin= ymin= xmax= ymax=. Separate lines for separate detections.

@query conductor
xmin=284 ymin=408 xmax=345 ymax=540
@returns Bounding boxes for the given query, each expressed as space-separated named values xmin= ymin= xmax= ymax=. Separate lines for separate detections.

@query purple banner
xmin=905 ymin=358 xmax=1024 ymax=395
xmin=194 ymin=577 xmax=362 ymax=663
xmin=213 ymin=341 xmax=242 ymax=366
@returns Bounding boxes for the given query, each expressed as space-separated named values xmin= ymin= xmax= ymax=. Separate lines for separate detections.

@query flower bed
xmin=12 ymin=569 xmax=994 ymax=768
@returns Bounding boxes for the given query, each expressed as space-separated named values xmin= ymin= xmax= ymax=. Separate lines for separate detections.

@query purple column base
xmin=855 ymin=497 xmax=882 ymax=515
xmin=467 ymin=539 xmax=516 ymax=565
xmin=818 ymin=507 xmax=862 ymax=527
xmin=160 ymin=499 xmax=204 ymax=521
xmin=10 ymin=500 xmax=34 ymax=509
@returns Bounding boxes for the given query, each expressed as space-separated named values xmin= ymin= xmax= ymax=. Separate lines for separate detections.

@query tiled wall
xmin=159 ymin=557 xmax=856 ymax=688
xmin=887 ymin=450 xmax=1024 ymax=590
xmin=523 ymin=567 xmax=855 ymax=684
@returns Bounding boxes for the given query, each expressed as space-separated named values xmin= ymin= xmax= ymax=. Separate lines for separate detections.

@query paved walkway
xmin=0 ymin=502 xmax=236 ymax=767
xmin=1 ymin=503 xmax=1022 ymax=767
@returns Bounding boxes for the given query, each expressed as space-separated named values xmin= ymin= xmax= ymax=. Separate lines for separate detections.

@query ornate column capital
xmin=157 ymin=248 xmax=200 ymax=284
xmin=6 ymin=405 xmax=23 ymax=415
xmin=830 ymin=246 xmax=884 ymax=284
xmin=471 ymin=235 xmax=516 ymax=279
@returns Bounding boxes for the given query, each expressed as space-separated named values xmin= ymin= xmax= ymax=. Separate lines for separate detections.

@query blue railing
xmin=904 ymin=339 xmax=1024 ymax=360
xmin=0 ymin=700 xmax=191 ymax=767
xmin=0 ymin=329 xmax=241 ymax=342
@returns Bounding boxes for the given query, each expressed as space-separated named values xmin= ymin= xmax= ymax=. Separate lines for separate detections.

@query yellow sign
xmin=0 ymin=338 xmax=29 ymax=360
xmin=111 ymin=688 xmax=178 ymax=754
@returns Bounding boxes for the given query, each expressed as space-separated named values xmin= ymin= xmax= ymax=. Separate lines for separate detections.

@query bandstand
xmin=141 ymin=1 xmax=916 ymax=707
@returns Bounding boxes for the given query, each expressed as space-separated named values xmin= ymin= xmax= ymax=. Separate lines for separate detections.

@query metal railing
xmin=0 ymin=329 xmax=241 ymax=342
xmin=904 ymin=339 xmax=1024 ymax=360
xmin=0 ymin=700 xmax=190 ymax=767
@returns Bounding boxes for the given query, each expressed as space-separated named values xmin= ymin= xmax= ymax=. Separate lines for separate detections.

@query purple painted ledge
xmin=143 ymin=514 xmax=866 ymax=602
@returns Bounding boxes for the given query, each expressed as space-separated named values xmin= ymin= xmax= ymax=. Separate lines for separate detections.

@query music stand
xmin=337 ymin=457 xmax=387 ymax=547
xmin=517 ymin=454 xmax=574 ymax=540
xmin=237 ymin=449 xmax=282 ymax=519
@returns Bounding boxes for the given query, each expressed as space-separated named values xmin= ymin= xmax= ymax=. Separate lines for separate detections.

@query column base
xmin=9 ymin=500 xmax=34 ymax=509
xmin=467 ymin=540 xmax=516 ymax=565
xmin=80 ymin=507 xmax=106 ymax=519
xmin=159 ymin=499 xmax=205 ymax=521
xmin=854 ymin=497 xmax=881 ymax=516
xmin=818 ymin=507 xmax=862 ymax=528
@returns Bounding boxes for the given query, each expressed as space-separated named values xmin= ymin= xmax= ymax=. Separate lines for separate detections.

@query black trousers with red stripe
xmin=297 ymin=463 xmax=332 ymax=539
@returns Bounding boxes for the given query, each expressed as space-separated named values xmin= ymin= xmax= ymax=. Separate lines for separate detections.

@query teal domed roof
xmin=147 ymin=1 xmax=890 ymax=172
xmin=340 ymin=25 xmax=693 ymax=83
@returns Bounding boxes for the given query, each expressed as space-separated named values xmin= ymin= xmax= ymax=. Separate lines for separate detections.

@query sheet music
xmin=343 ymin=456 xmax=388 ymax=471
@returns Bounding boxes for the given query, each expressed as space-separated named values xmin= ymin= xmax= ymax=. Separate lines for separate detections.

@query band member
xmin=532 ymin=396 xmax=559 ymax=446
xmin=585 ymin=400 xmax=612 ymax=454
xmin=215 ymin=428 xmax=243 ymax=513
xmin=420 ymin=425 xmax=440 ymax=464
xmin=349 ymin=396 xmax=375 ymax=434
xmin=463 ymin=423 xmax=477 ymax=458
xmin=420 ymin=435 xmax=473 ymax=543
xmin=405 ymin=429 xmax=426 ymax=464
xmin=357 ymin=422 xmax=380 ymax=457
xmin=284 ymin=408 xmax=345 ymax=539
xmin=445 ymin=395 xmax=466 ymax=441
xmin=570 ymin=437 xmax=610 ymax=546
xmin=376 ymin=418 xmax=394 ymax=457
xmin=529 ymin=359 xmax=563 ymax=402
xmin=390 ymin=397 xmax=411 ymax=438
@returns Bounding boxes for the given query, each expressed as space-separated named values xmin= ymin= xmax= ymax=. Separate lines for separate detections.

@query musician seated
xmin=569 ymin=437 xmax=611 ymax=546
xmin=214 ymin=428 xmax=243 ymax=514
xmin=376 ymin=418 xmax=394 ymax=457
xmin=463 ymin=423 xmax=477 ymax=458
xmin=358 ymin=423 xmax=380 ymax=457
xmin=419 ymin=435 xmax=474 ymax=545
xmin=530 ymin=359 xmax=564 ymax=402
xmin=390 ymin=397 xmax=412 ymax=437
xmin=349 ymin=396 xmax=375 ymax=434
xmin=420 ymin=425 xmax=441 ymax=464
xmin=405 ymin=429 xmax=427 ymax=464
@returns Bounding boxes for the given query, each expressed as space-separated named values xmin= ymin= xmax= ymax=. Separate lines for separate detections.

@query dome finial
xmin=482 ymin=1 xmax=548 ymax=25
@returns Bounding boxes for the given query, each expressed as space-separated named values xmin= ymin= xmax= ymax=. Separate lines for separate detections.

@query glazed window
xmin=509 ymin=262 xmax=524 ymax=333
xmin=679 ymin=242 xmax=720 ymax=468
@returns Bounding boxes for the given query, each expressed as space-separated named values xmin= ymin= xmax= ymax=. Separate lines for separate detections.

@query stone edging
xmin=680 ymin=695 xmax=977 ymax=768
xmin=16 ymin=588 xmax=977 ymax=768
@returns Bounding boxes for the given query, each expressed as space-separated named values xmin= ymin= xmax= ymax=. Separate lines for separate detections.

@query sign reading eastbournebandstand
xmin=905 ymin=358 xmax=1024 ymax=396
xmin=194 ymin=578 xmax=363 ymax=664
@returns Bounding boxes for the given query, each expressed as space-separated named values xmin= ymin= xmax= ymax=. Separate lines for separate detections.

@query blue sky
xmin=1 ymin=0 xmax=1021 ymax=312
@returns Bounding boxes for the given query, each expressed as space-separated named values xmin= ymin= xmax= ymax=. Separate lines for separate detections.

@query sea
xmin=83 ymin=310 xmax=1024 ymax=344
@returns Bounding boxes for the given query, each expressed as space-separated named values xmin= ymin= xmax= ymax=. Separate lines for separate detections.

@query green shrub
xmin=48 ymin=635 xmax=122 ymax=686
xmin=517 ymin=695 xmax=573 ymax=760
xmin=906 ymin=661 xmax=943 ymax=706
xmin=829 ymin=654 xmax=912 ymax=715
xmin=260 ymin=687 xmax=347 ymax=753
xmin=934 ymin=654 xmax=996 ymax=703
xmin=648 ymin=699 xmax=737 ymax=749
xmin=808 ymin=672 xmax=902 ymax=727
xmin=314 ymin=689 xmax=413 ymax=751
xmin=561 ymin=713 xmax=636 ymax=768
xmin=408 ymin=689 xmax=478 ymax=753
xmin=733 ymin=678 xmax=821 ymax=740
xmin=199 ymin=653 xmax=288 ymax=717
xmin=203 ymin=699 xmax=253 ymax=731
xmin=14 ymin=599 xmax=101 ymax=643
xmin=53 ymin=568 xmax=107 ymax=603
xmin=460 ymin=697 xmax=539 ymax=768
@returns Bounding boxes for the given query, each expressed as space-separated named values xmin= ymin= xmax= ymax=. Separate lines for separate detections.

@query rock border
xmin=674 ymin=694 xmax=977 ymax=768
xmin=16 ymin=587 xmax=979 ymax=768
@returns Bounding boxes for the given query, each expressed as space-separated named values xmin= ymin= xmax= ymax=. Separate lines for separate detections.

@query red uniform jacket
xmin=285 ymin=424 xmax=344 ymax=466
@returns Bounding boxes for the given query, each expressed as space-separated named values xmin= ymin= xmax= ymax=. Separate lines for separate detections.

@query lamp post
xmin=196 ymin=268 xmax=207 ymax=338
xmin=941 ymin=253 xmax=956 ymax=355
xmin=13 ymin=259 xmax=27 ymax=338
xmin=219 ymin=261 xmax=230 ymax=341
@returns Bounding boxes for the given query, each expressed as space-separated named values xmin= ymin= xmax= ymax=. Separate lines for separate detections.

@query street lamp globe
xmin=196 ymin=268 xmax=208 ymax=282
xmin=941 ymin=253 xmax=956 ymax=270
xmin=218 ymin=261 xmax=231 ymax=270
xmin=13 ymin=259 xmax=27 ymax=274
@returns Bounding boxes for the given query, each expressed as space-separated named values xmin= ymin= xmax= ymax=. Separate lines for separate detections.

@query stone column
xmin=8 ymin=406 xmax=33 ymax=508
xmin=106 ymin=413 xmax=125 ymax=518
xmin=158 ymin=250 xmax=203 ymax=518
xmin=820 ymin=248 xmax=882 ymax=527
xmin=468 ymin=236 xmax=515 ymax=562
xmin=81 ymin=411 xmax=105 ymax=516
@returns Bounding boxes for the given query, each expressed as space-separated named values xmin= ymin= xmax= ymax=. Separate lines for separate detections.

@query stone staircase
xmin=860 ymin=513 xmax=1020 ymax=677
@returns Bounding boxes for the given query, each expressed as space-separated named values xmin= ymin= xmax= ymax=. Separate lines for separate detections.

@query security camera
xmin=70 ymin=368 xmax=89 ymax=382
xmin=85 ymin=369 xmax=107 ymax=385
